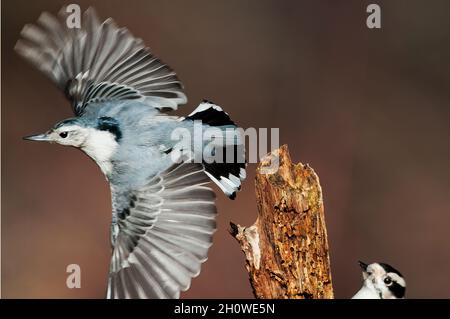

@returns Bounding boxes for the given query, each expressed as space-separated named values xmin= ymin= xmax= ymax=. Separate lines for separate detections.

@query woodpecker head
xmin=358 ymin=261 xmax=406 ymax=299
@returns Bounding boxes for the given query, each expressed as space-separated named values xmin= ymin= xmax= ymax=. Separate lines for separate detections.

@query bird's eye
xmin=384 ymin=277 xmax=392 ymax=285
xmin=59 ymin=131 xmax=68 ymax=138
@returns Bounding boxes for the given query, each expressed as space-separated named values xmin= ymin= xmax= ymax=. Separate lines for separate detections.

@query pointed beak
xmin=23 ymin=133 xmax=51 ymax=142
xmin=358 ymin=261 xmax=369 ymax=271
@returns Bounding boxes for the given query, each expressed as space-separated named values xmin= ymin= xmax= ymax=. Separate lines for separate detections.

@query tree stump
xmin=230 ymin=145 xmax=334 ymax=299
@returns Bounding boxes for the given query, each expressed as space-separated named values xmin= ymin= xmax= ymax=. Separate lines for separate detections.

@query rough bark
xmin=230 ymin=145 xmax=333 ymax=299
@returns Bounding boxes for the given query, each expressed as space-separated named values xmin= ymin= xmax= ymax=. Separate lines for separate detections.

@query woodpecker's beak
xmin=23 ymin=133 xmax=51 ymax=142
xmin=358 ymin=261 xmax=369 ymax=271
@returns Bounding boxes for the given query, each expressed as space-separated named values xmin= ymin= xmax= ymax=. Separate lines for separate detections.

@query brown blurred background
xmin=2 ymin=0 xmax=450 ymax=298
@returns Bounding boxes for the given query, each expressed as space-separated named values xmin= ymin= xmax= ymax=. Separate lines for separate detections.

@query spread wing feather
xmin=15 ymin=7 xmax=187 ymax=116
xmin=108 ymin=161 xmax=217 ymax=299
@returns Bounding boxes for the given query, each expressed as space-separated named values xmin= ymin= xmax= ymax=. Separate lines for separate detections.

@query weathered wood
xmin=230 ymin=145 xmax=333 ymax=299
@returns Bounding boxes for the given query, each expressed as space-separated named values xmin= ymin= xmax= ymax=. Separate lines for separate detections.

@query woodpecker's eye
xmin=384 ymin=277 xmax=392 ymax=285
xmin=59 ymin=131 xmax=68 ymax=138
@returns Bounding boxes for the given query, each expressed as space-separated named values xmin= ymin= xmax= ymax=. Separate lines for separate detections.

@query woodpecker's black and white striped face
xmin=359 ymin=261 xmax=406 ymax=299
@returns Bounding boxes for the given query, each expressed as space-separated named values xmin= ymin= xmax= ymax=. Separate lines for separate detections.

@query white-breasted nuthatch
xmin=352 ymin=261 xmax=406 ymax=299
xmin=17 ymin=7 xmax=246 ymax=299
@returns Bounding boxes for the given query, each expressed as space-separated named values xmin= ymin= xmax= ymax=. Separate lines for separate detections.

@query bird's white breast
xmin=352 ymin=285 xmax=381 ymax=299
xmin=81 ymin=128 xmax=119 ymax=176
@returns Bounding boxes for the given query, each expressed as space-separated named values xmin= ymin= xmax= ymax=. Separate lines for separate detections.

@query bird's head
xmin=24 ymin=116 xmax=121 ymax=176
xmin=23 ymin=116 xmax=122 ymax=147
xmin=23 ymin=118 xmax=89 ymax=147
xmin=358 ymin=261 xmax=406 ymax=299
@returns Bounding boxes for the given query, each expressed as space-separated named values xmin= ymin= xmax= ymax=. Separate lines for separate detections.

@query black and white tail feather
xmin=184 ymin=100 xmax=246 ymax=199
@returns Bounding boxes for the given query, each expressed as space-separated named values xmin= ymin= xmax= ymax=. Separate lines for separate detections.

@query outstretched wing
xmin=15 ymin=7 xmax=187 ymax=116
xmin=108 ymin=161 xmax=217 ymax=299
